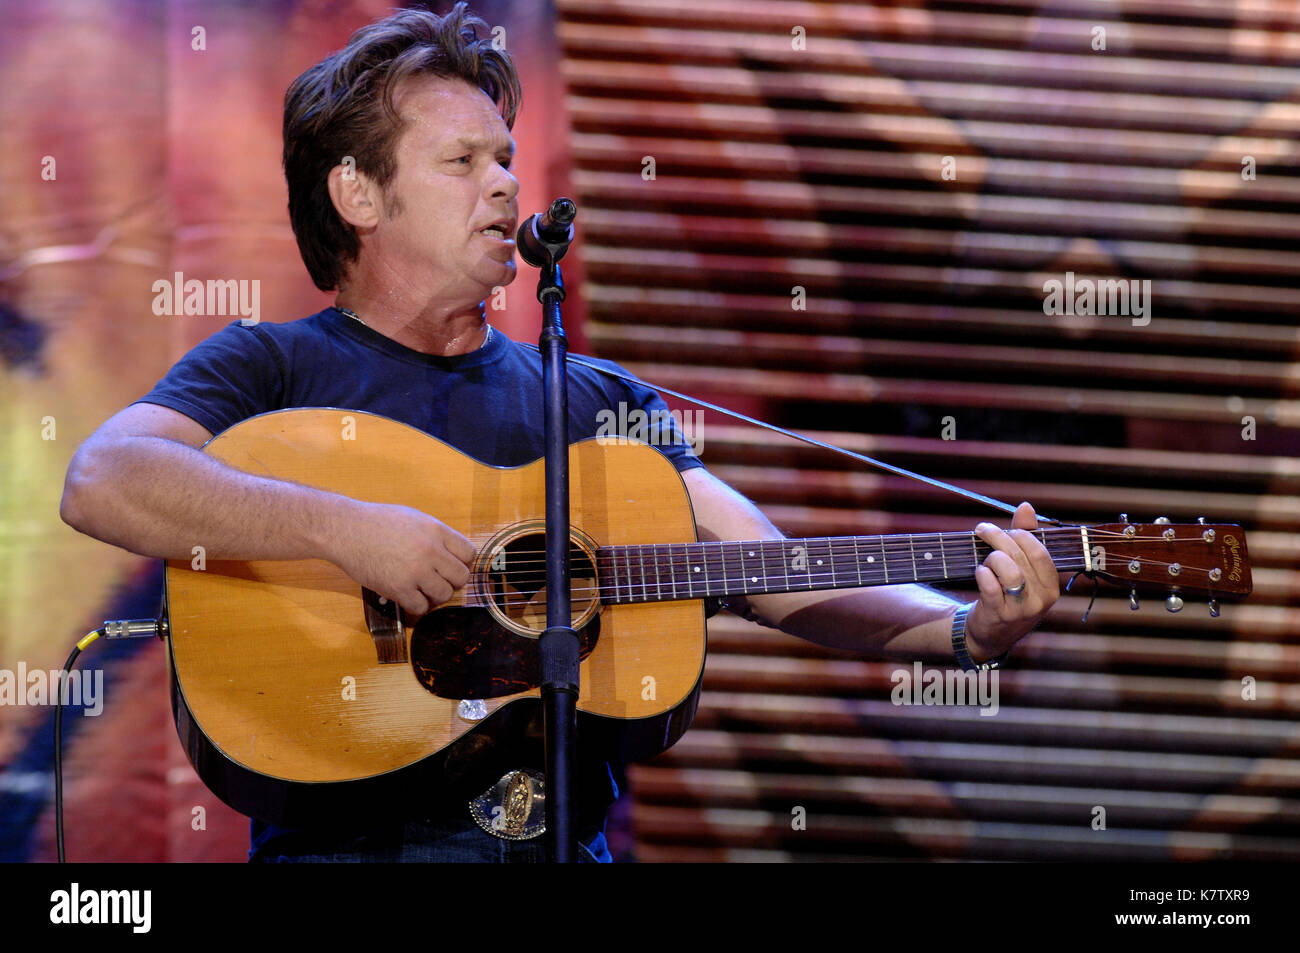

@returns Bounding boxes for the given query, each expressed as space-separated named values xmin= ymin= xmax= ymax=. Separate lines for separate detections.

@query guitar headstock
xmin=1084 ymin=517 xmax=1252 ymax=614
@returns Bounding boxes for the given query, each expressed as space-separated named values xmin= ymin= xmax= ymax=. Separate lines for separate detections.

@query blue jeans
xmin=248 ymin=816 xmax=611 ymax=863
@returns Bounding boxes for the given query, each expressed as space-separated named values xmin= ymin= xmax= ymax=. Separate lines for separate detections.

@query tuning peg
xmin=1208 ymin=599 xmax=1220 ymax=618
xmin=1197 ymin=517 xmax=1207 ymax=524
xmin=1154 ymin=516 xmax=1170 ymax=524
xmin=1166 ymin=594 xmax=1184 ymax=613
xmin=1129 ymin=589 xmax=1140 ymax=611
xmin=1119 ymin=513 xmax=1129 ymax=523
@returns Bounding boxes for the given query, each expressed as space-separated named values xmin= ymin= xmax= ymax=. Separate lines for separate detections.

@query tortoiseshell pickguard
xmin=408 ymin=607 xmax=600 ymax=698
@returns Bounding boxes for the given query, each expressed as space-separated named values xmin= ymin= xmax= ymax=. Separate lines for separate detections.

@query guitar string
xmin=431 ymin=558 xmax=1222 ymax=610
xmin=454 ymin=543 xmax=1217 ymax=576
xmin=395 ymin=527 xmax=1227 ymax=609
xmin=460 ymin=527 xmax=1205 ymax=558
xmin=453 ymin=531 xmax=1218 ymax=573
xmin=453 ymin=526 xmax=1218 ymax=559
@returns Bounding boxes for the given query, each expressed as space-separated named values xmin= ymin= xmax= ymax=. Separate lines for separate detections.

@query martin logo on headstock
xmin=1083 ymin=514 xmax=1252 ymax=617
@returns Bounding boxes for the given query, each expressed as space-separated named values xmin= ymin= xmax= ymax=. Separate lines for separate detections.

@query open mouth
xmin=479 ymin=222 xmax=513 ymax=241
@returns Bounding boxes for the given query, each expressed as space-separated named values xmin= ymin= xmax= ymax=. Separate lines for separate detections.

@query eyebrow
xmin=452 ymin=136 xmax=515 ymax=158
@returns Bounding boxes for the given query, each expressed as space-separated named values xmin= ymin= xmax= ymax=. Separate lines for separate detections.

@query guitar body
xmin=165 ymin=408 xmax=706 ymax=826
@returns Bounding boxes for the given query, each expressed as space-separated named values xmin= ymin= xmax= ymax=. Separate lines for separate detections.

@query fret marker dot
xmin=748 ymin=551 xmax=755 ymax=557
xmin=693 ymin=566 xmax=700 ymax=573
xmin=867 ymin=556 xmax=875 ymax=562
xmin=750 ymin=576 xmax=757 ymax=583
xmin=924 ymin=552 xmax=933 ymax=560
xmin=816 ymin=559 xmax=823 ymax=566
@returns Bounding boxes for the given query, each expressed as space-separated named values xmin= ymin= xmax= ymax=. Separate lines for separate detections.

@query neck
xmin=335 ymin=267 xmax=492 ymax=356
xmin=593 ymin=528 xmax=1091 ymax=604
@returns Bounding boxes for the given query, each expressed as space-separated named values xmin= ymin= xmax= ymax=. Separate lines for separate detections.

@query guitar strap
xmin=519 ymin=343 xmax=1062 ymax=527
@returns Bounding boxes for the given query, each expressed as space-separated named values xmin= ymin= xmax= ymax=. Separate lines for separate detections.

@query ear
xmin=327 ymin=160 xmax=383 ymax=230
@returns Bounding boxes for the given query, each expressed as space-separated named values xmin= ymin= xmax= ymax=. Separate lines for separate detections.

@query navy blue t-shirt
xmin=134 ymin=306 xmax=704 ymax=855
xmin=136 ymin=306 xmax=705 ymax=472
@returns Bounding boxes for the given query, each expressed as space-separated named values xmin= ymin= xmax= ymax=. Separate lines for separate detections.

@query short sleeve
xmin=132 ymin=321 xmax=286 ymax=436
xmin=587 ymin=356 xmax=712 ymax=473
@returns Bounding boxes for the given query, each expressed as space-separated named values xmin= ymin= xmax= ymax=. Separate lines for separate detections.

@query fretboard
xmin=595 ymin=529 xmax=1091 ymax=604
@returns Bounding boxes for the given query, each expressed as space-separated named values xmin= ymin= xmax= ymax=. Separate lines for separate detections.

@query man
xmin=59 ymin=4 xmax=1059 ymax=862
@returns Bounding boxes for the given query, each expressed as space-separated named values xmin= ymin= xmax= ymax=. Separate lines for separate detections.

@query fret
xmin=735 ymin=541 xmax=756 ymax=595
xmin=880 ymin=536 xmax=889 ymax=583
xmin=638 ymin=544 xmax=647 ymax=602
xmin=908 ymin=534 xmax=918 ymax=581
xmin=653 ymin=543 xmax=662 ymax=601
xmin=706 ymin=541 xmax=723 ymax=596
xmin=970 ymin=533 xmax=980 ymax=573
xmin=851 ymin=536 xmax=863 ymax=587
xmin=938 ymin=533 xmax=949 ymax=579
xmin=915 ymin=534 xmax=937 ymax=582
xmin=781 ymin=539 xmax=791 ymax=592
xmin=667 ymin=542 xmax=680 ymax=600
xmin=600 ymin=550 xmax=615 ymax=604
xmin=622 ymin=547 xmax=633 ymax=602
xmin=685 ymin=543 xmax=696 ymax=599
xmin=605 ymin=549 xmax=618 ymax=603
xmin=757 ymin=542 xmax=770 ymax=596
xmin=821 ymin=538 xmax=837 ymax=588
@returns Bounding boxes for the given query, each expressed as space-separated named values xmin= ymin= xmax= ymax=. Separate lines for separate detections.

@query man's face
xmin=371 ymin=75 xmax=519 ymax=307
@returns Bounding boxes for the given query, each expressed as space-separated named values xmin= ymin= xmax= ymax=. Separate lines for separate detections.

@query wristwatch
xmin=950 ymin=603 xmax=1009 ymax=672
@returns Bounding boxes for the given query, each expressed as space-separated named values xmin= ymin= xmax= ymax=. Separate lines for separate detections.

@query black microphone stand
xmin=518 ymin=198 xmax=579 ymax=862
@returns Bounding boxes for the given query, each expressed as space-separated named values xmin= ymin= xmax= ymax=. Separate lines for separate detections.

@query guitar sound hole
xmin=484 ymin=531 xmax=600 ymax=637
xmin=407 ymin=528 xmax=604 ymax=700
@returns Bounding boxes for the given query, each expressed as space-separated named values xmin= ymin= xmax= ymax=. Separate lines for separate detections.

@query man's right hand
xmin=62 ymin=403 xmax=475 ymax=620
xmin=326 ymin=500 xmax=476 ymax=618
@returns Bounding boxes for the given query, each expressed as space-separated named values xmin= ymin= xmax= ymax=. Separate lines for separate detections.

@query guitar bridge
xmin=362 ymin=587 xmax=408 ymax=664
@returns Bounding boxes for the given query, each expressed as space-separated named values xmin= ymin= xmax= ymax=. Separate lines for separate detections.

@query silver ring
xmin=1004 ymin=582 xmax=1026 ymax=599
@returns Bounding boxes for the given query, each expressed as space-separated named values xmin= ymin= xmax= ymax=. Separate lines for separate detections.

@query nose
xmin=488 ymin=162 xmax=519 ymax=204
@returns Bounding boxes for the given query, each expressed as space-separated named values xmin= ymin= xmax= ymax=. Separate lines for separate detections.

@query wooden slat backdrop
xmin=554 ymin=0 xmax=1300 ymax=862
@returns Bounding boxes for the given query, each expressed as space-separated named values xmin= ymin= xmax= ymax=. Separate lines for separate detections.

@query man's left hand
xmin=966 ymin=501 xmax=1061 ymax=661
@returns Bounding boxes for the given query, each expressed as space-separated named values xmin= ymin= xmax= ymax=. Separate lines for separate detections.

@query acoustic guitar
xmin=163 ymin=408 xmax=1253 ymax=825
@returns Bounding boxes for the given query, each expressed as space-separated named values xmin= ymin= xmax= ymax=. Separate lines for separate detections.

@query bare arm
xmin=681 ymin=467 xmax=1059 ymax=663
xmin=60 ymin=403 xmax=473 ymax=615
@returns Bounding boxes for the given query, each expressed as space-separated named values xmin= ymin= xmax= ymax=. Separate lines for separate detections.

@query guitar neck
xmin=596 ymin=528 xmax=1092 ymax=604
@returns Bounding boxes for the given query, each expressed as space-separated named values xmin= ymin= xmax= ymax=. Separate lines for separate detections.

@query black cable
xmin=55 ymin=630 xmax=101 ymax=863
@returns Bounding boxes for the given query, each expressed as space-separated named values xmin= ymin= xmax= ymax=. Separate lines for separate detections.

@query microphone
xmin=515 ymin=197 xmax=577 ymax=266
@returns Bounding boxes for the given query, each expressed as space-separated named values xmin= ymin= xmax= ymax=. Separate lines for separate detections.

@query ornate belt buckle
xmin=469 ymin=769 xmax=546 ymax=840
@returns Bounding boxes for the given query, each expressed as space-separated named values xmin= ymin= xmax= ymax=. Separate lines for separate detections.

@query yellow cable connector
xmin=76 ymin=629 xmax=101 ymax=651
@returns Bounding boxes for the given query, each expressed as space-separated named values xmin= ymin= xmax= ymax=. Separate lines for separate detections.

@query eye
xmin=450 ymin=155 xmax=472 ymax=165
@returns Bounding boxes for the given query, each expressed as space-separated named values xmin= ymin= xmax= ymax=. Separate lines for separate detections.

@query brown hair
xmin=283 ymin=3 xmax=521 ymax=291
